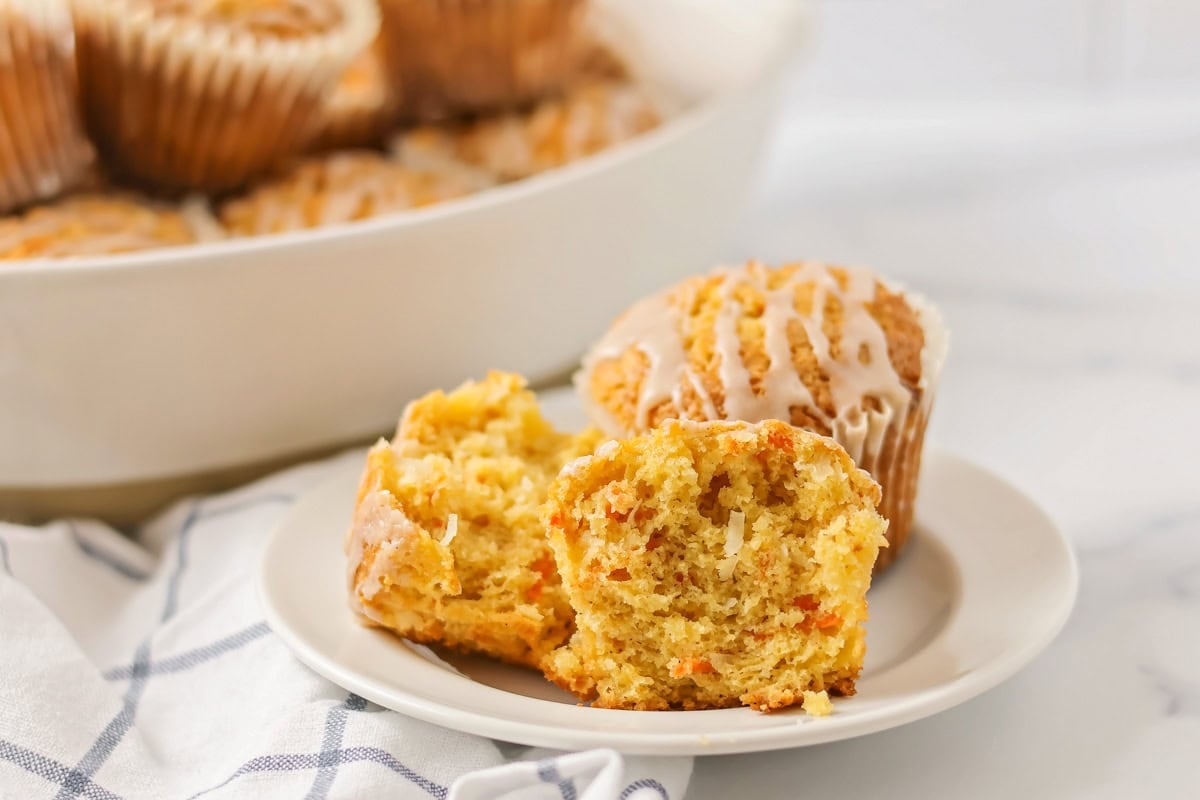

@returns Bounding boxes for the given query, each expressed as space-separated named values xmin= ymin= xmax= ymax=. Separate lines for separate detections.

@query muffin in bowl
xmin=218 ymin=150 xmax=492 ymax=235
xmin=392 ymin=78 xmax=662 ymax=183
xmin=377 ymin=0 xmax=589 ymax=119
xmin=72 ymin=0 xmax=379 ymax=191
xmin=0 ymin=193 xmax=219 ymax=259
xmin=0 ymin=0 xmax=95 ymax=213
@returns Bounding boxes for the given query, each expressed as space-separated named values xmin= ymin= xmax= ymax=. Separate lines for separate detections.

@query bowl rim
xmin=0 ymin=83 xmax=755 ymax=277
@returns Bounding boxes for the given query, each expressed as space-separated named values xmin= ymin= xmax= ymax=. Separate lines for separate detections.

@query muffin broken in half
xmin=346 ymin=372 xmax=602 ymax=668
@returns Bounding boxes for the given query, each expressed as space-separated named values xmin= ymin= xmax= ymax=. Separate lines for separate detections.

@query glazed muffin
xmin=0 ymin=0 xmax=95 ymax=213
xmin=346 ymin=372 xmax=604 ymax=668
xmin=544 ymin=419 xmax=888 ymax=711
xmin=392 ymin=80 xmax=661 ymax=182
xmin=378 ymin=0 xmax=589 ymax=119
xmin=72 ymin=0 xmax=379 ymax=191
xmin=218 ymin=150 xmax=491 ymax=236
xmin=577 ymin=261 xmax=948 ymax=571
xmin=310 ymin=37 xmax=395 ymax=152
xmin=0 ymin=193 xmax=220 ymax=260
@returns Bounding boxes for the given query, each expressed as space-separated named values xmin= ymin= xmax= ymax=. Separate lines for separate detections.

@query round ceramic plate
xmin=258 ymin=389 xmax=1078 ymax=756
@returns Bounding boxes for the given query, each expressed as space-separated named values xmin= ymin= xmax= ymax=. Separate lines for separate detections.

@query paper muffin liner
xmin=859 ymin=287 xmax=948 ymax=571
xmin=0 ymin=0 xmax=95 ymax=213
xmin=71 ymin=0 xmax=379 ymax=192
xmin=378 ymin=0 xmax=589 ymax=120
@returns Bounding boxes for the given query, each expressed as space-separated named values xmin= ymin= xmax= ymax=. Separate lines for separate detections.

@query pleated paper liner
xmin=378 ymin=0 xmax=589 ymax=120
xmin=0 ymin=0 xmax=94 ymax=214
xmin=72 ymin=0 xmax=379 ymax=192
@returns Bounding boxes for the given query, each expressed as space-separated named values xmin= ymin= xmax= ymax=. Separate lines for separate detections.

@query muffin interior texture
xmin=346 ymin=371 xmax=602 ymax=668
xmin=544 ymin=419 xmax=887 ymax=711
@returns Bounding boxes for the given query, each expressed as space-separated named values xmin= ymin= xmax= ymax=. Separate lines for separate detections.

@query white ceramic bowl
xmin=0 ymin=0 xmax=807 ymax=515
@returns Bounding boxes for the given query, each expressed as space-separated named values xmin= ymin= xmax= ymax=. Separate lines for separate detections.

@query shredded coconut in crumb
xmin=707 ymin=653 xmax=734 ymax=673
xmin=561 ymin=454 xmax=592 ymax=479
xmin=440 ymin=514 xmax=458 ymax=547
xmin=802 ymin=689 xmax=833 ymax=717
xmin=718 ymin=510 xmax=745 ymax=580
xmin=595 ymin=440 xmax=619 ymax=459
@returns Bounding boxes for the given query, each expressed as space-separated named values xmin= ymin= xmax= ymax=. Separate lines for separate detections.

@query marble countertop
xmin=686 ymin=87 xmax=1200 ymax=798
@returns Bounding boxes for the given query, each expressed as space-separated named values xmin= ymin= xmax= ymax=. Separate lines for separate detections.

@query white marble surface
xmin=684 ymin=84 xmax=1200 ymax=798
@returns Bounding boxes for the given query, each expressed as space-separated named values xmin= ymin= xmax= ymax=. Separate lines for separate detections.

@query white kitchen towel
xmin=0 ymin=450 xmax=692 ymax=799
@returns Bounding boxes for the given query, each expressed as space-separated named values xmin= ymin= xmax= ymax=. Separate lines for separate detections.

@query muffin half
xmin=544 ymin=419 xmax=887 ymax=711
xmin=345 ymin=372 xmax=603 ymax=668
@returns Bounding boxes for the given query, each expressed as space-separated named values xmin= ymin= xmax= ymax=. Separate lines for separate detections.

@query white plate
xmin=258 ymin=390 xmax=1078 ymax=756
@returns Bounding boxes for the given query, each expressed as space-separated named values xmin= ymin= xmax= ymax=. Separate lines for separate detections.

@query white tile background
xmin=790 ymin=0 xmax=1200 ymax=103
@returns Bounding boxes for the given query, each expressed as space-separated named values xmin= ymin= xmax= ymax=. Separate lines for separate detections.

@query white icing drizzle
xmin=580 ymin=289 xmax=717 ymax=429
xmin=345 ymin=487 xmax=419 ymax=600
xmin=581 ymin=262 xmax=936 ymax=466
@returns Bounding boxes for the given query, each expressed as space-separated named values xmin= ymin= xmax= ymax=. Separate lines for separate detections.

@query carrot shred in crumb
xmin=767 ymin=428 xmax=795 ymax=454
xmin=671 ymin=658 xmax=715 ymax=678
xmin=814 ymin=612 xmax=842 ymax=631
xmin=792 ymin=594 xmax=820 ymax=611
xmin=526 ymin=556 xmax=556 ymax=601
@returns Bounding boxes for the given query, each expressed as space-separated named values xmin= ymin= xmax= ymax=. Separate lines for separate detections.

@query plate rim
xmin=258 ymin=448 xmax=1078 ymax=756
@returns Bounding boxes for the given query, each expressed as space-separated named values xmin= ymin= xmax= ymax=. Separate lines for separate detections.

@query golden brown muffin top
xmin=0 ymin=194 xmax=200 ymax=259
xmin=578 ymin=261 xmax=944 ymax=454
xmin=218 ymin=150 xmax=491 ymax=236
xmin=393 ymin=80 xmax=661 ymax=182
xmin=146 ymin=0 xmax=343 ymax=38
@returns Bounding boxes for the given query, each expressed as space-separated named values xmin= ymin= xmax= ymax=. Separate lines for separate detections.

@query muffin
xmin=543 ymin=419 xmax=888 ymax=711
xmin=345 ymin=372 xmax=604 ymax=668
xmin=392 ymin=80 xmax=661 ymax=182
xmin=71 ymin=0 xmax=379 ymax=191
xmin=310 ymin=37 xmax=395 ymax=152
xmin=378 ymin=0 xmax=589 ymax=119
xmin=0 ymin=193 xmax=219 ymax=260
xmin=0 ymin=0 xmax=95 ymax=213
xmin=576 ymin=261 xmax=948 ymax=571
xmin=218 ymin=150 xmax=491 ymax=236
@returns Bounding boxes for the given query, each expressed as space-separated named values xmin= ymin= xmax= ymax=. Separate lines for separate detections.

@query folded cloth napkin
xmin=0 ymin=451 xmax=692 ymax=799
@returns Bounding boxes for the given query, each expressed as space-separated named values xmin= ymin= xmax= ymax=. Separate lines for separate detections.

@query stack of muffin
xmin=0 ymin=0 xmax=662 ymax=260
